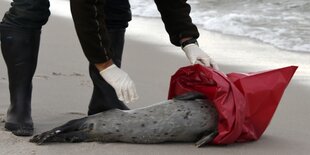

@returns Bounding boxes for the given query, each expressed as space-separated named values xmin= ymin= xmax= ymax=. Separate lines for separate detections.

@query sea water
xmin=4 ymin=0 xmax=308 ymax=53
xmin=130 ymin=0 xmax=310 ymax=53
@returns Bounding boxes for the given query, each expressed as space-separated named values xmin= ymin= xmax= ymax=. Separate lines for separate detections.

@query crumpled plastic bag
xmin=168 ymin=64 xmax=297 ymax=144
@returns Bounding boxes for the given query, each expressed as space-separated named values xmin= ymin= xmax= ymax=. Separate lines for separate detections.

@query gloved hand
xmin=100 ymin=64 xmax=138 ymax=103
xmin=182 ymin=43 xmax=219 ymax=70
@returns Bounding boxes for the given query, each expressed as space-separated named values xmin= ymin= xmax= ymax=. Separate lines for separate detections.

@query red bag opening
xmin=168 ymin=65 xmax=297 ymax=144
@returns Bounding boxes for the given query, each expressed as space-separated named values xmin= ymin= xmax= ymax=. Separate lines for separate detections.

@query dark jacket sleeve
xmin=154 ymin=0 xmax=200 ymax=46
xmin=70 ymin=0 xmax=112 ymax=64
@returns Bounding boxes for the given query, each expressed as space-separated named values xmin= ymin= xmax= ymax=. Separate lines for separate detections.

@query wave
xmin=130 ymin=0 xmax=310 ymax=53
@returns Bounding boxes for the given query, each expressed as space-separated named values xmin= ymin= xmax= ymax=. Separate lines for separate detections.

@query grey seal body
xmin=30 ymin=92 xmax=218 ymax=147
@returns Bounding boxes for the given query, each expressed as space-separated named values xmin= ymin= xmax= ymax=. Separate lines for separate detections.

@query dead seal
xmin=30 ymin=92 xmax=218 ymax=147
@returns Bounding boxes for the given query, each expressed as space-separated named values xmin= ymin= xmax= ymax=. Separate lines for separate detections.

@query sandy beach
xmin=1 ymin=0 xmax=310 ymax=154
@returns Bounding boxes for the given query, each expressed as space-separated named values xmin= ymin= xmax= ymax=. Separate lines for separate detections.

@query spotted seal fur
xmin=30 ymin=92 xmax=218 ymax=147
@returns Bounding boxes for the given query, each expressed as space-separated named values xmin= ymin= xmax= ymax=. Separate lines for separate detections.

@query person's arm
xmin=154 ymin=0 xmax=219 ymax=69
xmin=154 ymin=0 xmax=199 ymax=46
xmin=70 ymin=0 xmax=138 ymax=103
xmin=70 ymin=0 xmax=111 ymax=64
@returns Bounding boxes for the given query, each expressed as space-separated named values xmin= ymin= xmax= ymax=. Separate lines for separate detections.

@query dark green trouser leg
xmin=0 ymin=27 xmax=40 ymax=136
xmin=88 ymin=29 xmax=129 ymax=116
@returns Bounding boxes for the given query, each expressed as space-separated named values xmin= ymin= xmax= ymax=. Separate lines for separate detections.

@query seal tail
xmin=30 ymin=117 xmax=89 ymax=145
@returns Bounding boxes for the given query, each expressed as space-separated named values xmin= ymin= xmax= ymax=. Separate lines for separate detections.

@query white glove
xmin=100 ymin=64 xmax=138 ymax=103
xmin=182 ymin=44 xmax=219 ymax=70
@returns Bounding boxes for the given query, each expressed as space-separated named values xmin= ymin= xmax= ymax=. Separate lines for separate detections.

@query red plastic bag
xmin=168 ymin=64 xmax=297 ymax=144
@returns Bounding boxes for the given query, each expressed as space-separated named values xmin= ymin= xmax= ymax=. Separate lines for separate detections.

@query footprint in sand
xmin=52 ymin=72 xmax=63 ymax=76
xmin=66 ymin=112 xmax=86 ymax=116
xmin=70 ymin=72 xmax=84 ymax=77
xmin=52 ymin=72 xmax=85 ymax=77
xmin=34 ymin=75 xmax=50 ymax=80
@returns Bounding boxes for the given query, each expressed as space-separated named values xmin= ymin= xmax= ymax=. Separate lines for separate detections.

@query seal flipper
xmin=30 ymin=117 xmax=88 ymax=145
xmin=195 ymin=130 xmax=218 ymax=147
xmin=173 ymin=92 xmax=206 ymax=101
xmin=42 ymin=131 xmax=90 ymax=143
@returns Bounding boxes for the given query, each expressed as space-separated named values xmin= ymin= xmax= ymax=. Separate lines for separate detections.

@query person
xmin=0 ymin=0 xmax=130 ymax=136
xmin=0 ymin=0 xmax=217 ymax=137
xmin=70 ymin=0 xmax=219 ymax=105
xmin=0 ymin=0 xmax=51 ymax=136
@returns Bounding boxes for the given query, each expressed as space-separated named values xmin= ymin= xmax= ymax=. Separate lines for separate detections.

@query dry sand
xmin=1 ymin=0 xmax=310 ymax=154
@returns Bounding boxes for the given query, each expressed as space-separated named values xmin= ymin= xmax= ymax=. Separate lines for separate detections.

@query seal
xmin=30 ymin=92 xmax=218 ymax=147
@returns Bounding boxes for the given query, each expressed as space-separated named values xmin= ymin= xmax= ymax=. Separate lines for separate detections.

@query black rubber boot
xmin=88 ymin=29 xmax=129 ymax=115
xmin=0 ymin=27 xmax=40 ymax=136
